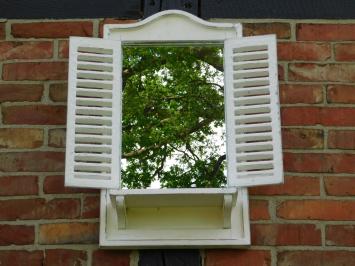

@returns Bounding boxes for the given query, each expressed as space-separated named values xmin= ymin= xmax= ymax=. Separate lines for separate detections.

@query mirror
xmin=121 ymin=46 xmax=226 ymax=189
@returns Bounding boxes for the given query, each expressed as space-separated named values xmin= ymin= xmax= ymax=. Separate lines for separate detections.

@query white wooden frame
xmin=64 ymin=10 xmax=283 ymax=248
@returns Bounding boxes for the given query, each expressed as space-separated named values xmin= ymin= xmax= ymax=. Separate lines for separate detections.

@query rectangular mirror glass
xmin=121 ymin=46 xmax=226 ymax=189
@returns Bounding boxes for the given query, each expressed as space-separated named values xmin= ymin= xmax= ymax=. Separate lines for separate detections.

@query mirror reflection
xmin=121 ymin=46 xmax=226 ymax=189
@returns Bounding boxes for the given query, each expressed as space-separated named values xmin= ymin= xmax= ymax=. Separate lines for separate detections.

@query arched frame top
xmin=104 ymin=10 xmax=242 ymax=45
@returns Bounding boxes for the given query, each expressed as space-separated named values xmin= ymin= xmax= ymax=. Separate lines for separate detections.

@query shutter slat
xmin=225 ymin=35 xmax=283 ymax=187
xmin=65 ymin=37 xmax=122 ymax=189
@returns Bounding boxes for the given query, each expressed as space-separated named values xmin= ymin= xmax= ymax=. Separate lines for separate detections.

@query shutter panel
xmin=65 ymin=37 xmax=122 ymax=189
xmin=224 ymin=35 xmax=283 ymax=187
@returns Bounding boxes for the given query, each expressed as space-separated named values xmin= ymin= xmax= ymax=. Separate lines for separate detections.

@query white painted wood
xmin=65 ymin=37 xmax=122 ymax=189
xmin=105 ymin=10 xmax=241 ymax=43
xmin=223 ymin=194 xmax=233 ymax=229
xmin=224 ymin=35 xmax=283 ymax=187
xmin=100 ymin=188 xmax=250 ymax=248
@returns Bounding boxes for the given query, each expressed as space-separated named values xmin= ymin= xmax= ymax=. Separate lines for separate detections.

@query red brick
xmin=92 ymin=250 xmax=130 ymax=266
xmin=324 ymin=176 xmax=355 ymax=196
xmin=39 ymin=223 xmax=99 ymax=244
xmin=278 ymin=64 xmax=285 ymax=81
xmin=327 ymin=85 xmax=355 ymax=103
xmin=0 ymin=84 xmax=43 ymax=102
xmin=3 ymin=105 xmax=66 ymax=125
xmin=250 ymin=200 xmax=270 ymax=221
xmin=251 ymin=224 xmax=321 ymax=246
xmin=277 ymin=200 xmax=355 ymax=220
xmin=0 ymin=41 xmax=52 ymax=60
xmin=43 ymin=175 xmax=98 ymax=194
xmin=99 ymin=18 xmax=137 ymax=37
xmin=326 ymin=225 xmax=355 ymax=246
xmin=206 ymin=250 xmax=271 ymax=266
xmin=58 ymin=40 xmax=69 ymax=58
xmin=243 ymin=23 xmax=291 ymax=39
xmin=0 ymin=23 xmax=5 ymax=39
xmin=0 ymin=176 xmax=38 ymax=196
xmin=280 ymin=84 xmax=323 ymax=104
xmin=281 ymin=107 xmax=355 ymax=126
xmin=335 ymin=43 xmax=355 ymax=61
xmin=284 ymin=152 xmax=355 ymax=173
xmin=297 ymin=23 xmax=355 ymax=41
xmin=82 ymin=196 xmax=100 ymax=218
xmin=44 ymin=249 xmax=87 ymax=266
xmin=0 ymin=152 xmax=64 ymax=172
xmin=0 ymin=225 xmax=34 ymax=245
xmin=0 ymin=128 xmax=43 ymax=148
xmin=289 ymin=63 xmax=355 ymax=82
xmin=0 ymin=251 xmax=43 ymax=266
xmin=278 ymin=42 xmax=331 ymax=61
xmin=278 ymin=251 xmax=355 ymax=266
xmin=12 ymin=21 xmax=93 ymax=38
xmin=2 ymin=62 xmax=68 ymax=81
xmin=282 ymin=128 xmax=323 ymax=149
xmin=250 ymin=176 xmax=320 ymax=196
xmin=49 ymin=83 xmax=67 ymax=102
xmin=0 ymin=198 xmax=80 ymax=220
xmin=48 ymin=128 xmax=66 ymax=148
xmin=328 ymin=130 xmax=355 ymax=150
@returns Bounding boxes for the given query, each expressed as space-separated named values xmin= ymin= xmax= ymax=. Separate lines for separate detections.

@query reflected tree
xmin=121 ymin=46 xmax=226 ymax=188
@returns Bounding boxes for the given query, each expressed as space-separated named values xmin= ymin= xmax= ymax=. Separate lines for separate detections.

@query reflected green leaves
xmin=121 ymin=46 xmax=226 ymax=189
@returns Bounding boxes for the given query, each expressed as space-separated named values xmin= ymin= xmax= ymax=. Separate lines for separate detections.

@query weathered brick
xmin=206 ymin=250 xmax=271 ymax=266
xmin=282 ymin=128 xmax=323 ymax=149
xmin=48 ymin=128 xmax=66 ymax=148
xmin=335 ymin=43 xmax=355 ymax=61
xmin=0 ymin=128 xmax=43 ymax=148
xmin=243 ymin=23 xmax=290 ymax=39
xmin=250 ymin=200 xmax=270 ymax=221
xmin=39 ymin=223 xmax=99 ymax=244
xmin=284 ymin=152 xmax=355 ymax=174
xmin=0 ymin=41 xmax=52 ymax=60
xmin=49 ymin=83 xmax=67 ymax=102
xmin=82 ymin=196 xmax=100 ymax=218
xmin=278 ymin=64 xmax=285 ymax=81
xmin=0 ymin=225 xmax=35 ymax=245
xmin=251 ymin=224 xmax=321 ymax=246
xmin=282 ymin=107 xmax=355 ymax=126
xmin=278 ymin=251 xmax=355 ymax=266
xmin=58 ymin=40 xmax=69 ymax=58
xmin=328 ymin=130 xmax=355 ymax=150
xmin=0 ymin=176 xmax=38 ymax=196
xmin=327 ymin=85 xmax=355 ymax=103
xmin=0 ymin=251 xmax=43 ymax=266
xmin=326 ymin=225 xmax=355 ymax=246
xmin=0 ymin=198 xmax=80 ymax=220
xmin=2 ymin=62 xmax=68 ymax=81
xmin=289 ymin=63 xmax=355 ymax=82
xmin=44 ymin=249 xmax=87 ymax=266
xmin=99 ymin=18 xmax=137 ymax=37
xmin=297 ymin=23 xmax=355 ymax=41
xmin=324 ymin=176 xmax=355 ymax=196
xmin=0 ymin=152 xmax=64 ymax=172
xmin=0 ymin=84 xmax=43 ymax=102
xmin=280 ymin=84 xmax=323 ymax=104
xmin=2 ymin=105 xmax=66 ymax=125
xmin=277 ymin=200 xmax=355 ymax=220
xmin=0 ymin=23 xmax=5 ymax=39
xmin=12 ymin=21 xmax=93 ymax=38
xmin=43 ymin=175 xmax=98 ymax=194
xmin=250 ymin=176 xmax=320 ymax=196
xmin=92 ymin=250 xmax=130 ymax=266
xmin=278 ymin=42 xmax=331 ymax=61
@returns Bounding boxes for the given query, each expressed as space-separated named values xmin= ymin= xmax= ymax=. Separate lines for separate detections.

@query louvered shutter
xmin=65 ymin=37 xmax=122 ymax=189
xmin=224 ymin=35 xmax=283 ymax=187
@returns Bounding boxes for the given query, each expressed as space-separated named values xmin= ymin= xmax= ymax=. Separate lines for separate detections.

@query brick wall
xmin=0 ymin=18 xmax=354 ymax=266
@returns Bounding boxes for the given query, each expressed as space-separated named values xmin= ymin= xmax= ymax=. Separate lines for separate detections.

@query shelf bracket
xmin=110 ymin=195 xmax=126 ymax=229
xmin=223 ymin=194 xmax=233 ymax=229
